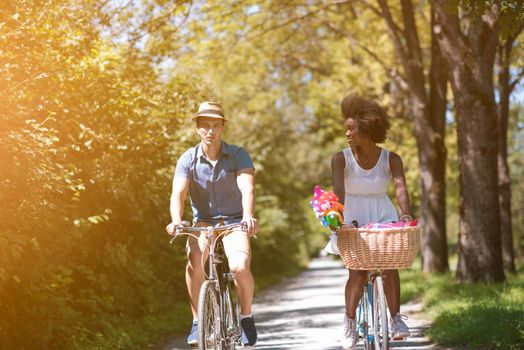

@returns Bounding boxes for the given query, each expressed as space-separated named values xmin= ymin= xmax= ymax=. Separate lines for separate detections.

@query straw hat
xmin=192 ymin=101 xmax=225 ymax=120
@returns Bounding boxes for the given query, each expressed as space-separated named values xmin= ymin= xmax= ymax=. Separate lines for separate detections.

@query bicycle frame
xmin=169 ymin=222 xmax=242 ymax=276
xmin=170 ymin=222 xmax=244 ymax=349
xmin=356 ymin=270 xmax=389 ymax=350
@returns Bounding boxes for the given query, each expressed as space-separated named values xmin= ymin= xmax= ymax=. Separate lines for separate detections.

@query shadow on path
xmin=161 ymin=258 xmax=440 ymax=350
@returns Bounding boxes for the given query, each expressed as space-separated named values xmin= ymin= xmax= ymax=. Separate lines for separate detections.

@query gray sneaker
xmin=390 ymin=313 xmax=410 ymax=339
xmin=186 ymin=320 xmax=198 ymax=346
xmin=341 ymin=314 xmax=358 ymax=349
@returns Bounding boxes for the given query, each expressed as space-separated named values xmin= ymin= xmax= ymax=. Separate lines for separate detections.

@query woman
xmin=330 ymin=93 xmax=411 ymax=349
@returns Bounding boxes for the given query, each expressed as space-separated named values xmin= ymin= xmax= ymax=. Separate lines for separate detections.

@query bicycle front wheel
xmin=372 ymin=276 xmax=389 ymax=350
xmin=198 ymin=280 xmax=221 ymax=350
xmin=358 ymin=283 xmax=373 ymax=350
xmin=221 ymin=271 xmax=238 ymax=349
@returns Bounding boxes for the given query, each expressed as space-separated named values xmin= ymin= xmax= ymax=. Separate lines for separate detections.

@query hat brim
xmin=192 ymin=113 xmax=225 ymax=120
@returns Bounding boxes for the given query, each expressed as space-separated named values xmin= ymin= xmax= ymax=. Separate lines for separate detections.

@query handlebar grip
xmin=174 ymin=221 xmax=190 ymax=234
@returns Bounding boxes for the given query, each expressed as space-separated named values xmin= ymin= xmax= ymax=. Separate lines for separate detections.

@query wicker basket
xmin=336 ymin=226 xmax=421 ymax=270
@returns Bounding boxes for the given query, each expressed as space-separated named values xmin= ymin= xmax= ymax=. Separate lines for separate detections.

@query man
xmin=166 ymin=101 xmax=259 ymax=348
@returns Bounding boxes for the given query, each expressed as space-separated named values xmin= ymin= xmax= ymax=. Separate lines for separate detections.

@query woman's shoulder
xmin=331 ymin=150 xmax=345 ymax=159
xmin=331 ymin=150 xmax=346 ymax=169
xmin=386 ymin=149 xmax=403 ymax=169
xmin=384 ymin=149 xmax=401 ymax=160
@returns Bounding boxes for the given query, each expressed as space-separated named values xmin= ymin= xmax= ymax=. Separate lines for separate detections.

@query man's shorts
xmin=185 ymin=221 xmax=251 ymax=259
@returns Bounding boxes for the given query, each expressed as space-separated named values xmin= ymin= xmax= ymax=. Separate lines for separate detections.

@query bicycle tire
xmin=198 ymin=280 xmax=221 ymax=350
xmin=373 ymin=276 xmax=389 ymax=350
xmin=358 ymin=283 xmax=373 ymax=350
xmin=219 ymin=264 xmax=238 ymax=349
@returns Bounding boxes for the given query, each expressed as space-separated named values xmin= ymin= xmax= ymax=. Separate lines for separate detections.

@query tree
xmin=243 ymin=0 xmax=452 ymax=272
xmin=372 ymin=0 xmax=449 ymax=272
xmin=432 ymin=0 xmax=522 ymax=282
xmin=496 ymin=26 xmax=523 ymax=273
xmin=0 ymin=1 xmax=204 ymax=348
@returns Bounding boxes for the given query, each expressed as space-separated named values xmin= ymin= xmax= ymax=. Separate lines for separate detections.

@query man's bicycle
xmin=170 ymin=222 xmax=246 ymax=350
xmin=337 ymin=224 xmax=420 ymax=350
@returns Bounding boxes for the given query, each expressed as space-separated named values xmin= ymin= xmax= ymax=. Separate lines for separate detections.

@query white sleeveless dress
xmin=325 ymin=147 xmax=399 ymax=255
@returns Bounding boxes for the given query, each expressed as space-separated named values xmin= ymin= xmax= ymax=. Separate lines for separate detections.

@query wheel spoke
xmin=374 ymin=276 xmax=389 ymax=350
xmin=198 ymin=281 xmax=221 ymax=349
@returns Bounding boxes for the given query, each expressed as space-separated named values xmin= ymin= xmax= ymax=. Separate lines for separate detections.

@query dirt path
xmin=162 ymin=258 xmax=441 ymax=350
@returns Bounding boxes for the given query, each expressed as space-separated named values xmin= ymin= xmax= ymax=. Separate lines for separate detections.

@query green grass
xmin=399 ymin=265 xmax=524 ymax=349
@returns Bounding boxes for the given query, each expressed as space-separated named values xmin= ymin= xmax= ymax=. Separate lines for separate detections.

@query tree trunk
xmin=433 ymin=2 xmax=505 ymax=282
xmin=422 ymin=5 xmax=448 ymax=272
xmin=379 ymin=0 xmax=449 ymax=272
xmin=497 ymin=38 xmax=516 ymax=273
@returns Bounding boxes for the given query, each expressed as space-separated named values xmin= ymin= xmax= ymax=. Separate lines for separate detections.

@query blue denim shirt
xmin=174 ymin=142 xmax=254 ymax=225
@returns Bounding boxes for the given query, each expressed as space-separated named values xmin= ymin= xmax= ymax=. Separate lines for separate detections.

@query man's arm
xmin=236 ymin=168 xmax=258 ymax=236
xmin=389 ymin=152 xmax=412 ymax=221
xmin=166 ymin=176 xmax=190 ymax=235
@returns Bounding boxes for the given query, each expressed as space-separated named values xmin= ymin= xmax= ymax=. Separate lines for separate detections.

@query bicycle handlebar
xmin=176 ymin=222 xmax=245 ymax=233
xmin=169 ymin=222 xmax=247 ymax=244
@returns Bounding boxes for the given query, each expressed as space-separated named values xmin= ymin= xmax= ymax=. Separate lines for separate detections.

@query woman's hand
xmin=340 ymin=222 xmax=356 ymax=229
xmin=399 ymin=214 xmax=413 ymax=222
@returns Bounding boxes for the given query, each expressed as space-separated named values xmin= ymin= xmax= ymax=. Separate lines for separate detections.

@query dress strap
xmin=381 ymin=148 xmax=391 ymax=176
xmin=342 ymin=148 xmax=352 ymax=171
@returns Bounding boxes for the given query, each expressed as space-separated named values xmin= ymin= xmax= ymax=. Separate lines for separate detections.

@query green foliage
xmin=1 ymin=0 xmax=523 ymax=349
xmin=399 ymin=267 xmax=524 ymax=349
xmin=0 ymin=1 xmax=201 ymax=349
xmin=509 ymin=103 xmax=524 ymax=263
xmin=0 ymin=1 xmax=327 ymax=349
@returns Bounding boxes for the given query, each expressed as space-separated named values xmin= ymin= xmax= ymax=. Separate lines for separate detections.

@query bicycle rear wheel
xmin=198 ymin=280 xmax=221 ymax=350
xmin=372 ymin=276 xmax=389 ymax=350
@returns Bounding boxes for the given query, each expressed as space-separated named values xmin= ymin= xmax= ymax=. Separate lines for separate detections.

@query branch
xmin=125 ymin=2 xmax=191 ymax=48
xmin=10 ymin=72 xmax=47 ymax=92
xmin=322 ymin=21 xmax=386 ymax=66
xmin=505 ymin=26 xmax=524 ymax=93
xmin=323 ymin=21 xmax=408 ymax=92
xmin=432 ymin=1 xmax=471 ymax=68
xmin=377 ymin=0 xmax=407 ymax=62
xmin=245 ymin=1 xmax=352 ymax=41
xmin=399 ymin=0 xmax=426 ymax=90
xmin=360 ymin=0 xmax=382 ymax=17
xmin=510 ymin=67 xmax=524 ymax=92
xmin=282 ymin=53 xmax=331 ymax=76
xmin=400 ymin=0 xmax=422 ymax=56
xmin=4 ymin=6 xmax=48 ymax=38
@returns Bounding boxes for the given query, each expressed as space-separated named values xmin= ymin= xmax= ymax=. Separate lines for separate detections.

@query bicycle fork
xmin=358 ymin=283 xmax=374 ymax=342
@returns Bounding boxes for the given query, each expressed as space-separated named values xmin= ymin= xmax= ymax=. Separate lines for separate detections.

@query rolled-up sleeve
xmin=236 ymin=148 xmax=255 ymax=171
xmin=174 ymin=150 xmax=192 ymax=179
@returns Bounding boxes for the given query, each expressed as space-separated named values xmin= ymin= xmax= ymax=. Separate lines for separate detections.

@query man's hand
xmin=166 ymin=220 xmax=181 ymax=236
xmin=241 ymin=217 xmax=259 ymax=237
